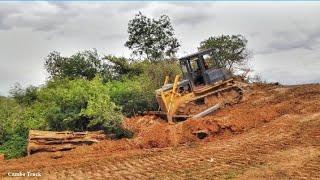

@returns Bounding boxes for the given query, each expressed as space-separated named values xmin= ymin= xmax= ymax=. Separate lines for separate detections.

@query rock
xmin=193 ymin=130 xmax=209 ymax=139
xmin=50 ymin=152 xmax=63 ymax=159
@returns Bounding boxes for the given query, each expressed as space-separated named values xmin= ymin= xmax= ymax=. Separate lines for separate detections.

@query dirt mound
xmin=123 ymin=114 xmax=241 ymax=149
xmin=126 ymin=83 xmax=320 ymax=149
xmin=123 ymin=115 xmax=164 ymax=134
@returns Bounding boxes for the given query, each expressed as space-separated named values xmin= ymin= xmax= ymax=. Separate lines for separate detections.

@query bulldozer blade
xmin=144 ymin=111 xmax=191 ymax=122
xmin=144 ymin=111 xmax=167 ymax=119
xmin=145 ymin=103 xmax=222 ymax=122
xmin=145 ymin=102 xmax=221 ymax=122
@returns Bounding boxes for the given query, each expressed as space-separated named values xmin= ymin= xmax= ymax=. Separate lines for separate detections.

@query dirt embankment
xmin=1 ymin=83 xmax=320 ymax=174
xmin=122 ymin=83 xmax=320 ymax=148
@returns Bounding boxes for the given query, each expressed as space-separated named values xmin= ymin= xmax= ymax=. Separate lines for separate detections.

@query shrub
xmin=0 ymin=97 xmax=24 ymax=144
xmin=0 ymin=77 xmax=128 ymax=159
xmin=0 ymin=134 xmax=27 ymax=159
xmin=9 ymin=84 xmax=38 ymax=106
xmin=36 ymin=77 xmax=124 ymax=134
xmin=107 ymin=75 xmax=157 ymax=116
xmin=141 ymin=60 xmax=181 ymax=87
xmin=107 ymin=60 xmax=181 ymax=116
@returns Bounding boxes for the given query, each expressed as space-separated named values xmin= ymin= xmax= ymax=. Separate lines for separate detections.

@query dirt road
xmin=1 ymin=83 xmax=320 ymax=179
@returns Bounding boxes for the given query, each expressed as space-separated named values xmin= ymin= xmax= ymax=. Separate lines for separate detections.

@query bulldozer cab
xmin=179 ymin=49 xmax=231 ymax=88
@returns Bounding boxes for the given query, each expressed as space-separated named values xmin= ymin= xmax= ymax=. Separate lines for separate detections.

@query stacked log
xmin=27 ymin=130 xmax=107 ymax=155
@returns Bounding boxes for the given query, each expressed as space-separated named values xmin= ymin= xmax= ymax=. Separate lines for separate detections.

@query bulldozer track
xmin=177 ymin=85 xmax=243 ymax=116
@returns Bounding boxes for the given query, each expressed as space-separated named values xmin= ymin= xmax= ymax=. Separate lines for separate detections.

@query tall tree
xmin=125 ymin=12 xmax=180 ymax=61
xmin=199 ymin=35 xmax=249 ymax=72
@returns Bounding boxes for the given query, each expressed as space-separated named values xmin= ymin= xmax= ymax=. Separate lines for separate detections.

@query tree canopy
xmin=199 ymin=35 xmax=249 ymax=72
xmin=44 ymin=49 xmax=111 ymax=81
xmin=125 ymin=12 xmax=180 ymax=61
xmin=103 ymin=55 xmax=143 ymax=80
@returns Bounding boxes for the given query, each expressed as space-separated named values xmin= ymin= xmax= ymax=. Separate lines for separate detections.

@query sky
xmin=0 ymin=1 xmax=320 ymax=95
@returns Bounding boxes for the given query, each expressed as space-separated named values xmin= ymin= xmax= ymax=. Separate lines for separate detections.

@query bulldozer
xmin=151 ymin=49 xmax=243 ymax=123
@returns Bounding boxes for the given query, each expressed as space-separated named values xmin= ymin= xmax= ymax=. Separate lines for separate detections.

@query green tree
xmin=44 ymin=49 xmax=111 ymax=81
xmin=199 ymin=35 xmax=249 ymax=72
xmin=125 ymin=12 xmax=180 ymax=61
xmin=104 ymin=55 xmax=143 ymax=80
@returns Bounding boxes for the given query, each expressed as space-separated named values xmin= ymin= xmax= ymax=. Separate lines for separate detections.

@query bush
xmin=9 ymin=84 xmax=38 ymax=106
xmin=0 ymin=97 xmax=24 ymax=144
xmin=107 ymin=60 xmax=181 ymax=116
xmin=141 ymin=60 xmax=181 ymax=87
xmin=36 ymin=77 xmax=124 ymax=134
xmin=0 ymin=97 xmax=29 ymax=159
xmin=107 ymin=75 xmax=157 ymax=116
xmin=0 ymin=77 xmax=128 ymax=159
xmin=0 ymin=134 xmax=27 ymax=159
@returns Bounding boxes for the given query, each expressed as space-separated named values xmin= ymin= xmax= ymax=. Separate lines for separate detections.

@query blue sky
xmin=0 ymin=2 xmax=320 ymax=95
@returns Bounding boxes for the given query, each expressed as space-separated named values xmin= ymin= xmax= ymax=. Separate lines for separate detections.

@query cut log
xmin=27 ymin=130 xmax=107 ymax=155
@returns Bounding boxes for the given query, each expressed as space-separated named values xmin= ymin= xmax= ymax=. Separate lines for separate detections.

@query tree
xmin=9 ymin=84 xmax=38 ymax=106
xmin=199 ymin=35 xmax=249 ymax=73
xmin=125 ymin=12 xmax=180 ymax=61
xmin=44 ymin=49 xmax=112 ymax=81
xmin=103 ymin=55 xmax=143 ymax=79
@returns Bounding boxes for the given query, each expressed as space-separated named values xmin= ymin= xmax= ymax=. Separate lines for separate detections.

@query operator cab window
xmin=203 ymin=54 xmax=215 ymax=70
xmin=190 ymin=58 xmax=204 ymax=85
xmin=190 ymin=58 xmax=201 ymax=72
xmin=181 ymin=62 xmax=188 ymax=75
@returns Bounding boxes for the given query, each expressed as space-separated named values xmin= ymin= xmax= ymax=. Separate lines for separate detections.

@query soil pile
xmin=122 ymin=83 xmax=320 ymax=148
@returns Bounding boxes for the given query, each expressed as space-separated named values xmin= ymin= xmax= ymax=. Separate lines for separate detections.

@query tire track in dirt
xmin=3 ymin=113 xmax=318 ymax=180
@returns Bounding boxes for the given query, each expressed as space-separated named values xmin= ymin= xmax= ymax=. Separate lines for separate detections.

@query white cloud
xmin=0 ymin=2 xmax=320 ymax=95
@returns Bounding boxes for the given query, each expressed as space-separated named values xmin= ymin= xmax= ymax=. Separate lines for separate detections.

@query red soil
xmin=1 ymin=83 xmax=320 ymax=179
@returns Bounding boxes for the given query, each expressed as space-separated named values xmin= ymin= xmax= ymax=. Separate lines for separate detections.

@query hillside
xmin=1 ymin=83 xmax=320 ymax=179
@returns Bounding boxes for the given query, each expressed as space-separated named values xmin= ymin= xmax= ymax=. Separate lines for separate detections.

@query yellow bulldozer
xmin=151 ymin=49 xmax=243 ymax=123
